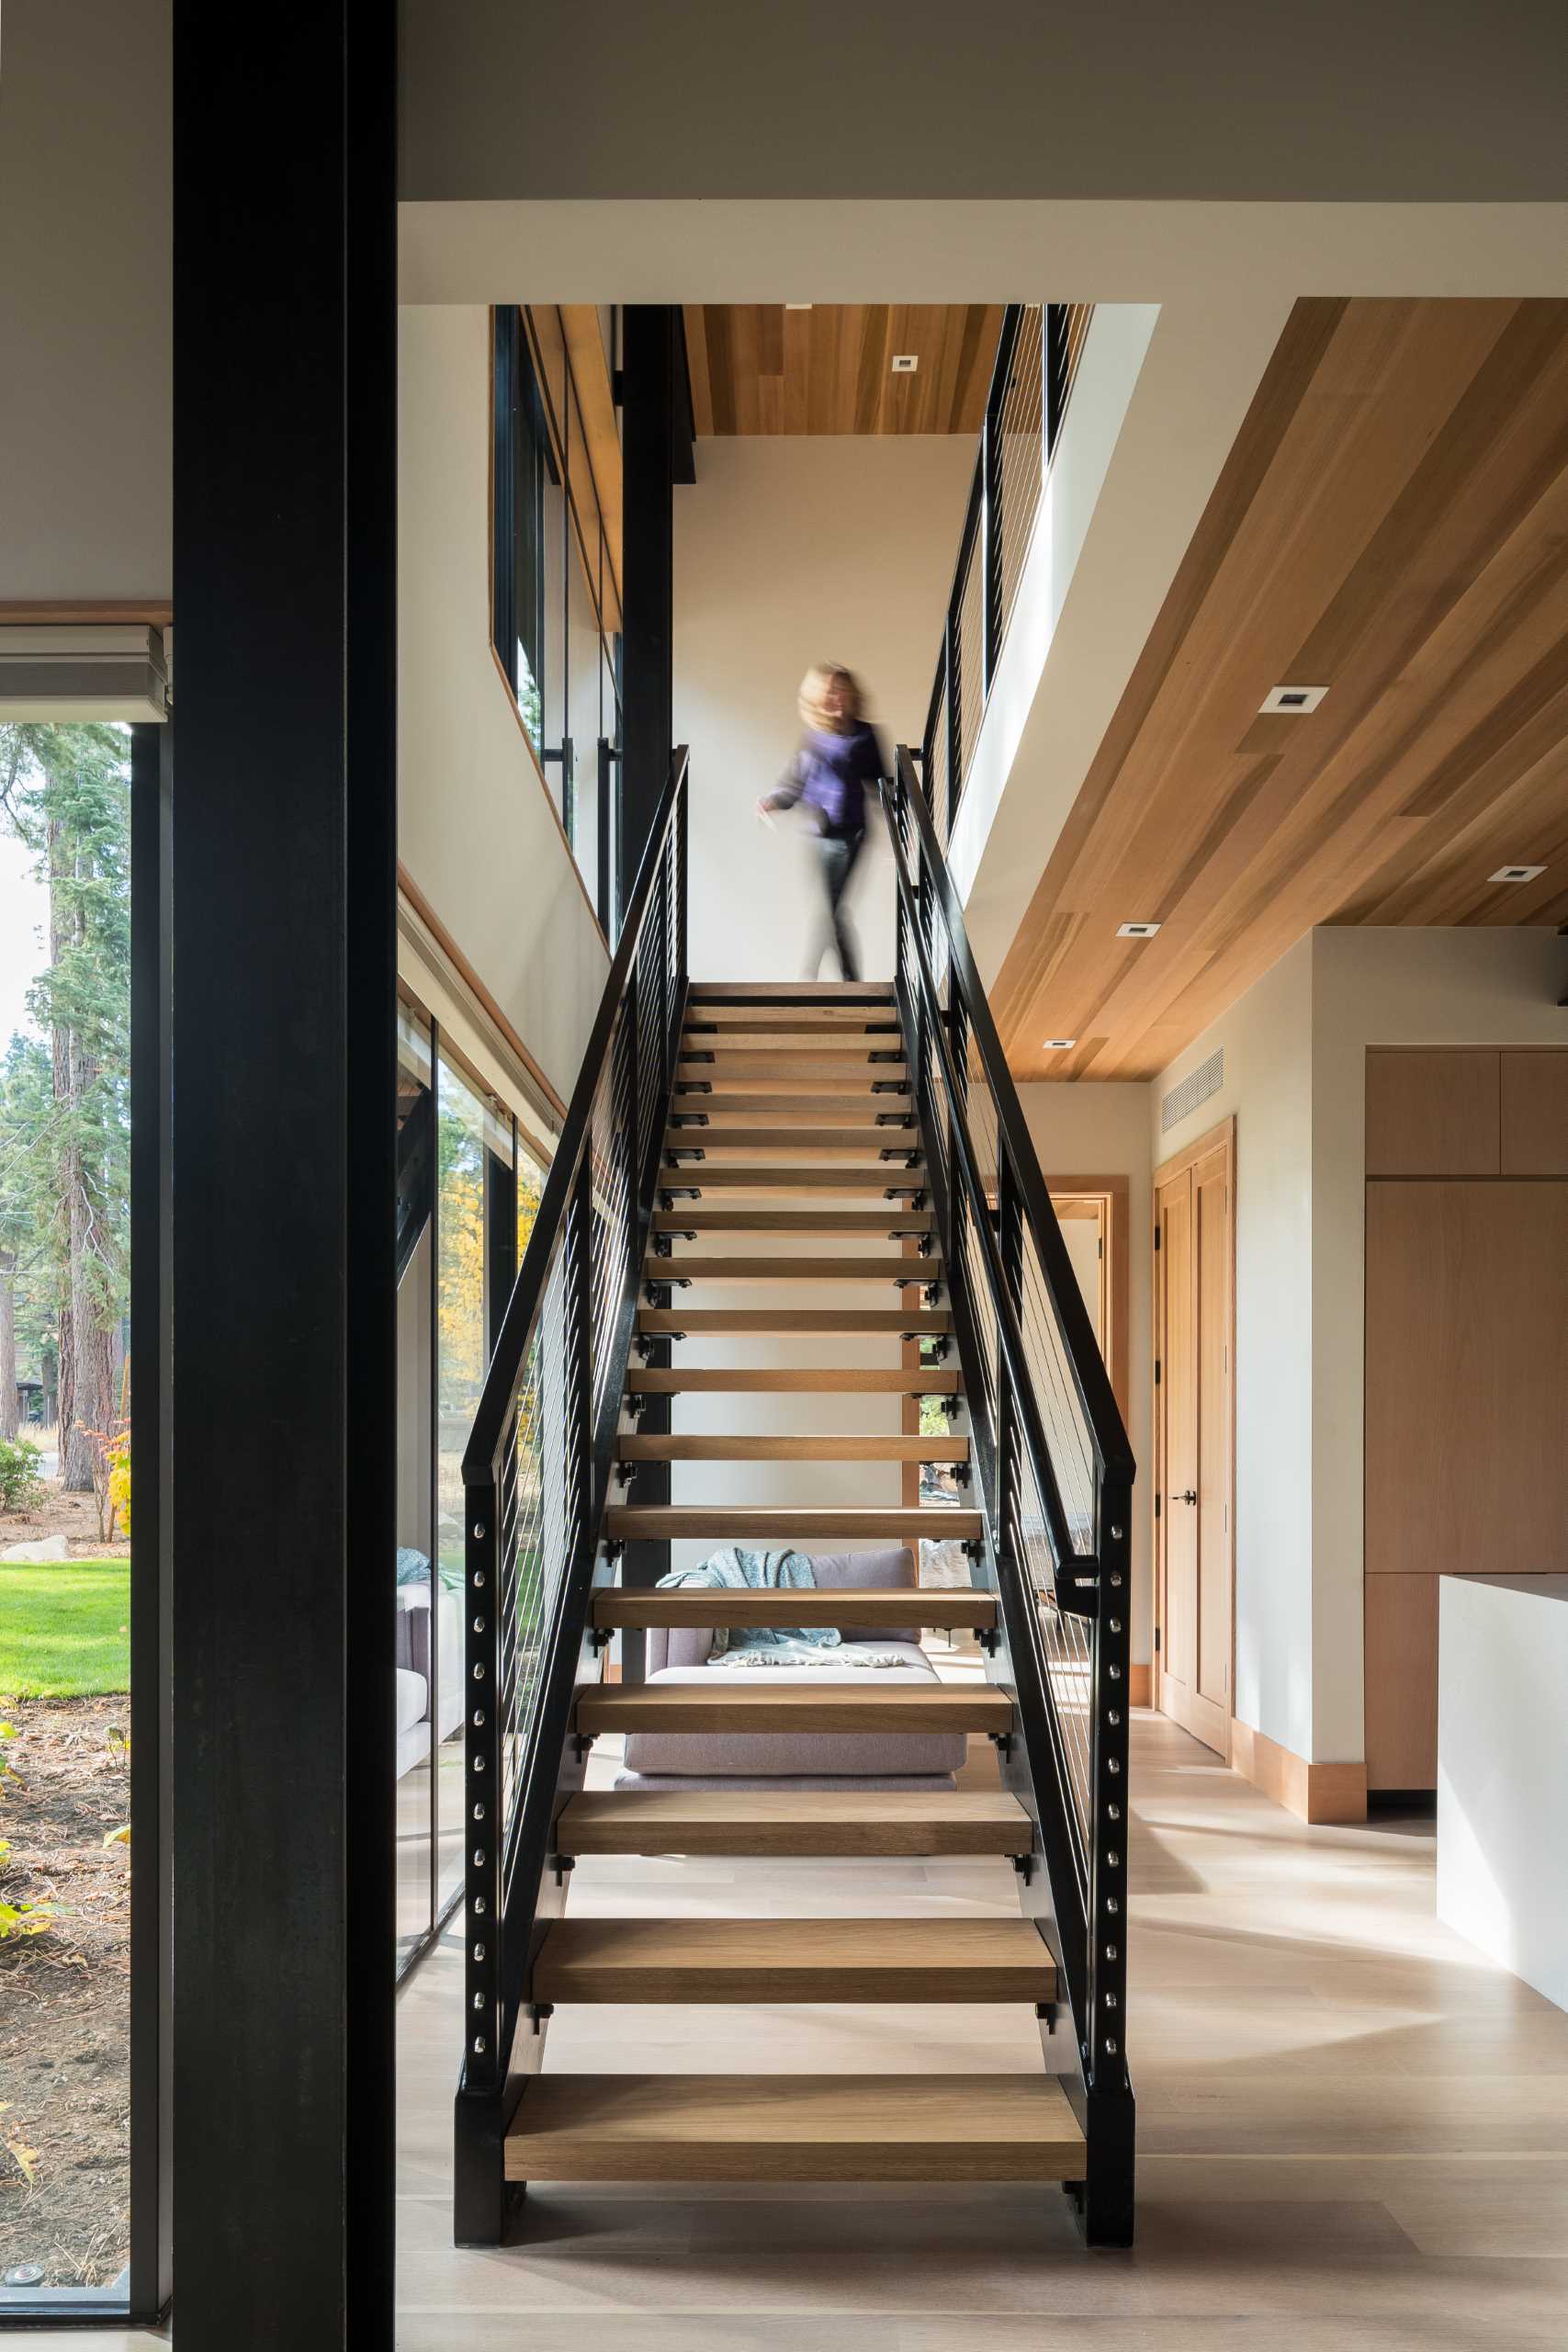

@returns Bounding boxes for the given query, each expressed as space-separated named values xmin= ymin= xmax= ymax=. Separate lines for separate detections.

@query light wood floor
xmin=44 ymin=1704 xmax=1568 ymax=2351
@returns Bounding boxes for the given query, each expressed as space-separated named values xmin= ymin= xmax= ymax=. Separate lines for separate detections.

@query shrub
xmin=0 ymin=1438 xmax=44 ymax=1514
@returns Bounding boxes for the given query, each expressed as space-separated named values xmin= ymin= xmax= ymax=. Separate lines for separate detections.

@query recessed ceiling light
xmin=1042 ymin=1038 xmax=1077 ymax=1051
xmin=1117 ymin=922 xmax=1161 ymax=939
xmin=1490 ymin=863 xmax=1545 ymax=884
xmin=891 ymin=354 xmax=919 ymax=374
xmin=1259 ymin=684 xmax=1329 ymax=715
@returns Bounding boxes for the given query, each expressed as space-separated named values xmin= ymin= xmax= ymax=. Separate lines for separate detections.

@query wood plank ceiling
xmin=684 ymin=305 xmax=1004 ymax=435
xmin=994 ymin=298 xmax=1568 ymax=1083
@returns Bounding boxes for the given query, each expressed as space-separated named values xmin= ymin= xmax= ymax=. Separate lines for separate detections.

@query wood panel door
xmin=1154 ymin=1125 xmax=1235 ymax=1756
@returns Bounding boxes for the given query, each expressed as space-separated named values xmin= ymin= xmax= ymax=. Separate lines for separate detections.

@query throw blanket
xmin=709 ymin=1647 xmax=914 ymax=1671
xmin=655 ymin=1546 xmax=839 ymax=1662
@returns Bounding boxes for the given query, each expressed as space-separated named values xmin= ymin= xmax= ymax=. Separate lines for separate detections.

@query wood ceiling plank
xmin=730 ymin=304 xmax=763 ymax=435
xmin=683 ymin=303 xmax=715 ymax=436
xmin=757 ymin=302 xmax=784 ymax=379
xmin=854 ymin=304 xmax=892 ymax=435
xmin=806 ymin=305 xmax=840 ymax=435
xmin=686 ymin=305 xmax=1003 ymax=437
xmin=953 ymin=305 xmax=1004 ymax=435
xmin=783 ymin=302 xmax=812 ymax=435
xmin=990 ymin=299 xmax=1349 ymax=1045
xmin=704 ymin=303 xmax=738 ymax=435
xmin=997 ymin=296 xmax=1568 ymax=1083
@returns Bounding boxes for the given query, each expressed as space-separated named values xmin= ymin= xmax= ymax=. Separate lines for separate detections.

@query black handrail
xmin=893 ymin=751 xmax=1131 ymax=1488
xmin=455 ymin=749 xmax=689 ymax=2244
xmin=885 ymin=744 xmax=1135 ymax=2245
xmin=463 ymin=749 xmax=688 ymax=1483
xmin=925 ymin=302 xmax=1089 ymax=842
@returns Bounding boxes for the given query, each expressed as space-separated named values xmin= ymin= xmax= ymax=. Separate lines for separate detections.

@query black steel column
xmin=619 ymin=307 xmax=679 ymax=909
xmin=172 ymin=3 xmax=396 ymax=2344
xmin=128 ymin=718 xmax=173 ymax=2323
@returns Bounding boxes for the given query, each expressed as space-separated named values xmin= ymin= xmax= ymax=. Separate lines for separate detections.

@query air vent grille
xmin=1160 ymin=1047 xmax=1224 ymax=1135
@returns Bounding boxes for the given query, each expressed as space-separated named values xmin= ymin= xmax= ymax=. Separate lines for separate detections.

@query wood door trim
xmin=1152 ymin=1118 xmax=1235 ymax=1745
xmin=1152 ymin=1116 xmax=1234 ymax=1186
xmin=1042 ymin=1173 xmax=1130 ymax=1428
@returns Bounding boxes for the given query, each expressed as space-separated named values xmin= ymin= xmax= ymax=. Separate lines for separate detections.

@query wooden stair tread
xmin=593 ymin=1587 xmax=995 ymax=1629
xmin=605 ymin=1506 xmax=981 ymax=1542
xmin=577 ymin=1680 xmax=1010 ymax=1735
xmin=651 ymin=1209 xmax=931 ymax=1233
xmin=643 ymin=1256 xmax=939 ymax=1283
xmin=626 ymin=1367 xmax=962 ymax=1394
xmin=504 ymin=2073 xmax=1083 ymax=2182
xmin=532 ymin=1917 xmax=1055 ymax=2004
xmin=684 ymin=1013 xmax=903 ymax=1035
xmin=675 ymin=1094 xmax=916 ymax=1118
xmin=635 ymin=1307 xmax=949 ymax=1335
xmin=665 ymin=1129 xmax=918 ymax=1153
xmin=680 ymin=1037 xmax=905 ymax=1057
xmin=617 ymin=1434 xmax=968 ymax=1464
xmin=555 ymin=1789 xmax=1032 ymax=1857
xmin=688 ymin=983 xmax=895 ymax=1001
xmin=679 ymin=1055 xmax=908 ymax=1078
xmin=660 ymin=1169 xmax=925 ymax=1193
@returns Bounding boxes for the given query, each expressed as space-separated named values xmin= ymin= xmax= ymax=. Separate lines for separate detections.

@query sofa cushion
xmin=619 ymin=1642 xmax=968 ymax=1778
xmin=808 ymin=1545 xmax=920 ymax=1645
xmin=644 ymin=1545 xmax=923 ymax=1674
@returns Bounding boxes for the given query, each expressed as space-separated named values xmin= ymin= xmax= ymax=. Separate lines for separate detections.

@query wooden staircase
xmin=505 ymin=981 xmax=1084 ymax=2192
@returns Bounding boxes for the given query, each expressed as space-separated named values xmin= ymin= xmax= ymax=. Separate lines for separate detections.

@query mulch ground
xmin=0 ymin=1483 xmax=129 ymax=1560
xmin=0 ymin=1696 xmax=131 ymax=2288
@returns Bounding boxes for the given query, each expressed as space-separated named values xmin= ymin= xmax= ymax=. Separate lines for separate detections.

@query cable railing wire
xmin=458 ymin=752 xmax=689 ymax=2147
xmin=884 ymin=740 xmax=1135 ymax=2245
xmin=926 ymin=302 xmax=1094 ymax=846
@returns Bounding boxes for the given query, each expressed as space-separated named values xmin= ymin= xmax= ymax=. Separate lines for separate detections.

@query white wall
xmin=0 ymin=0 xmax=171 ymax=601
xmin=673 ymin=435 xmax=974 ymax=983
xmin=1153 ymin=937 xmax=1316 ymax=1760
xmin=1018 ymin=1083 xmax=1155 ymax=1666
xmin=399 ymin=307 xmax=608 ymax=1106
xmin=1151 ymin=923 xmax=1568 ymax=1769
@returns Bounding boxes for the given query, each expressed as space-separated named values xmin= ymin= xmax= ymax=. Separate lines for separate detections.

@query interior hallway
xmin=386 ymin=1703 xmax=1568 ymax=2350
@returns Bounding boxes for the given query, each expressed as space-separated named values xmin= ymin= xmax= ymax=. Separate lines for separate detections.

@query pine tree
xmin=0 ymin=1035 xmax=56 ymax=1442
xmin=0 ymin=724 xmax=130 ymax=1487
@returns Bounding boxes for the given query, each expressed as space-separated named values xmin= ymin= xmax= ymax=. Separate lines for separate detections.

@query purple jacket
xmin=769 ymin=722 xmax=886 ymax=836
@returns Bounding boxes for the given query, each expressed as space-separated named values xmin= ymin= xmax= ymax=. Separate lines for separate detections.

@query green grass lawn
xmin=0 ymin=1560 xmax=130 ymax=1698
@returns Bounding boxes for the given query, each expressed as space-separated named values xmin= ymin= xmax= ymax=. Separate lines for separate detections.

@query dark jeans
xmin=809 ymin=829 xmax=865 ymax=981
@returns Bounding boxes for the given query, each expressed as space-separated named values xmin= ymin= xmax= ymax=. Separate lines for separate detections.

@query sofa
xmin=615 ymin=1545 xmax=968 ymax=1790
xmin=395 ymin=1573 xmax=464 ymax=1780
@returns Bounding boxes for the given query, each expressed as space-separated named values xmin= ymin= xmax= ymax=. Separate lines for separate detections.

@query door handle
xmin=1173 ymin=1489 xmax=1198 ymax=1505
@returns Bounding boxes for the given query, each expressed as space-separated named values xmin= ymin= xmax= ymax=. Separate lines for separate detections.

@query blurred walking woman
xmin=758 ymin=662 xmax=886 ymax=981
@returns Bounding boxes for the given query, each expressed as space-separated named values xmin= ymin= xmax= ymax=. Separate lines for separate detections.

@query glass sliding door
xmin=0 ymin=718 xmax=140 ymax=2311
xmin=434 ymin=1041 xmax=515 ymax=1913
xmin=394 ymin=995 xmax=551 ymax=1978
xmin=394 ymin=1003 xmax=435 ymax=1972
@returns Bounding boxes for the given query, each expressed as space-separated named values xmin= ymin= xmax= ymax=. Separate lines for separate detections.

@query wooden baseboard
xmin=1229 ymin=1718 xmax=1367 ymax=1826
xmin=1128 ymin=1664 xmax=1152 ymax=1707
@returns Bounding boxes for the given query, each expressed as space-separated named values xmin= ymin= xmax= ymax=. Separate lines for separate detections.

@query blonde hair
xmin=798 ymin=662 xmax=863 ymax=734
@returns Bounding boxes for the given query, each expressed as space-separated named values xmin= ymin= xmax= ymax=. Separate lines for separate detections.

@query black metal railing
xmin=885 ymin=745 xmax=1135 ymax=2244
xmin=921 ymin=300 xmax=1094 ymax=845
xmin=453 ymin=749 xmax=688 ymax=2241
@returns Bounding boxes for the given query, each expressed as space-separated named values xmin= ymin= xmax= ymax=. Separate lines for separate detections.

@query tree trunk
xmin=49 ymin=809 xmax=109 ymax=1492
xmin=64 ymin=1156 xmax=115 ymax=1490
xmin=0 ymin=1250 xmax=17 ymax=1442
